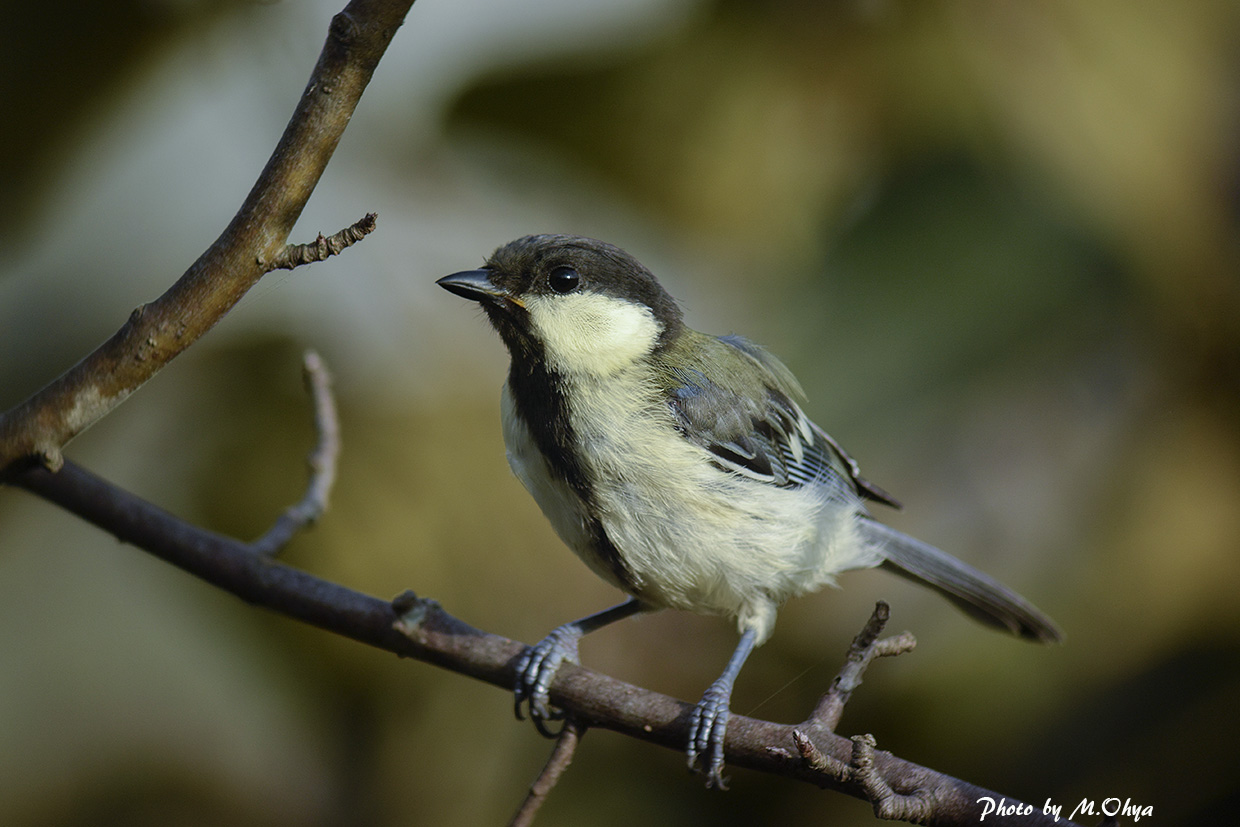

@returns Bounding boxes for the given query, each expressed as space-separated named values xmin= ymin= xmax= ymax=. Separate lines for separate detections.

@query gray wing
xmin=668 ymin=373 xmax=836 ymax=488
xmin=663 ymin=337 xmax=899 ymax=506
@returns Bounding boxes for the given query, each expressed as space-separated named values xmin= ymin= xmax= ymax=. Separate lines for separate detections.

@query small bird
xmin=437 ymin=234 xmax=1061 ymax=788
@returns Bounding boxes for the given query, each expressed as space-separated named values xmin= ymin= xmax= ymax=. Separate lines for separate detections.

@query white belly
xmin=500 ymin=377 xmax=876 ymax=644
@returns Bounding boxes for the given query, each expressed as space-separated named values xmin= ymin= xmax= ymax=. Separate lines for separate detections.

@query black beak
xmin=436 ymin=269 xmax=508 ymax=303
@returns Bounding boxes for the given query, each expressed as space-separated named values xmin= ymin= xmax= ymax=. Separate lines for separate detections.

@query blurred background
xmin=2 ymin=0 xmax=1238 ymax=824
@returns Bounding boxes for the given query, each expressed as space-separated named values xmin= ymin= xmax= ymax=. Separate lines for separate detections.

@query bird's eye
xmin=548 ymin=265 xmax=580 ymax=294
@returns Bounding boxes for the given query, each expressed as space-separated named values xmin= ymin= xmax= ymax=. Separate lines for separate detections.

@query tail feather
xmin=859 ymin=518 xmax=1062 ymax=644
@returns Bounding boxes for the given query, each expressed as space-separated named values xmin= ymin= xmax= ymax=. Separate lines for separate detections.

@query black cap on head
xmin=483 ymin=235 xmax=684 ymax=343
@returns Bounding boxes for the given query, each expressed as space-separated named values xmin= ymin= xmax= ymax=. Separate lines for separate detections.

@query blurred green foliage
xmin=2 ymin=0 xmax=1238 ymax=825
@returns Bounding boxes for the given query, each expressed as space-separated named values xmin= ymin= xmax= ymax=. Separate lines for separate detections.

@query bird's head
xmin=438 ymin=234 xmax=684 ymax=378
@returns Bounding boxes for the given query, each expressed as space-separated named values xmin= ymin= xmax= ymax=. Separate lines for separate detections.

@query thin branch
xmin=779 ymin=609 xmax=937 ymax=821
xmin=251 ymin=351 xmax=340 ymax=557
xmin=266 ymin=213 xmax=378 ymax=273
xmin=0 ymin=2 xmax=409 ymax=474
xmin=806 ymin=601 xmax=917 ymax=734
xmin=850 ymin=734 xmax=939 ymax=822
xmin=789 ymin=731 xmax=937 ymax=820
xmin=9 ymin=462 xmax=1082 ymax=827
xmin=509 ymin=720 xmax=585 ymax=827
xmin=789 ymin=729 xmax=842 ymax=774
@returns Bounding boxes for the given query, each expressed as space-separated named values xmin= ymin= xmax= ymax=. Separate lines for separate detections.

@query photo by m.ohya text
xmin=978 ymin=795 xmax=1153 ymax=822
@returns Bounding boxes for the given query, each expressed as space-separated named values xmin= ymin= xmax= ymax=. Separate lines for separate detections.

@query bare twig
xmin=251 ymin=351 xmax=340 ymax=556
xmin=778 ymin=606 xmax=1058 ymax=824
xmin=784 ymin=609 xmax=935 ymax=822
xmin=849 ymin=734 xmax=938 ymax=822
xmin=789 ymin=729 xmax=848 ymax=775
xmin=509 ymin=720 xmax=586 ymax=827
xmin=0 ymin=2 xmax=410 ymax=475
xmin=266 ymin=213 xmax=378 ymax=272
xmin=806 ymin=601 xmax=917 ymax=734
xmin=789 ymin=730 xmax=939 ymax=820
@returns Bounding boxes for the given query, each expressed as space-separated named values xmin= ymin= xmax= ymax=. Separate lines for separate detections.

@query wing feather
xmin=657 ymin=333 xmax=898 ymax=506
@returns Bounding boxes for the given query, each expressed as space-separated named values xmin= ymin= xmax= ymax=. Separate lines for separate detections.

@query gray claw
xmin=687 ymin=679 xmax=732 ymax=789
xmin=514 ymin=625 xmax=581 ymax=737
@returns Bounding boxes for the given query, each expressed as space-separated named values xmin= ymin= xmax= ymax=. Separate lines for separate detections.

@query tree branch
xmin=0 ymin=2 xmax=410 ymax=474
xmin=804 ymin=601 xmax=918 ymax=735
xmin=266 ymin=213 xmax=378 ymax=273
xmin=8 ymin=459 xmax=1084 ymax=827
xmin=509 ymin=719 xmax=585 ymax=827
xmin=251 ymin=350 xmax=340 ymax=557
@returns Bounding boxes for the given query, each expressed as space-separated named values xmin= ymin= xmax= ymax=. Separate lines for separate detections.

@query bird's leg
xmin=514 ymin=598 xmax=645 ymax=737
xmin=687 ymin=626 xmax=757 ymax=789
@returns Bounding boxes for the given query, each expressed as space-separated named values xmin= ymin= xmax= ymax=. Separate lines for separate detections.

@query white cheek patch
xmin=524 ymin=291 xmax=663 ymax=377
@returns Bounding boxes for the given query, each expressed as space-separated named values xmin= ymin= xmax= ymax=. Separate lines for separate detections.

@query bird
xmin=436 ymin=234 xmax=1061 ymax=788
